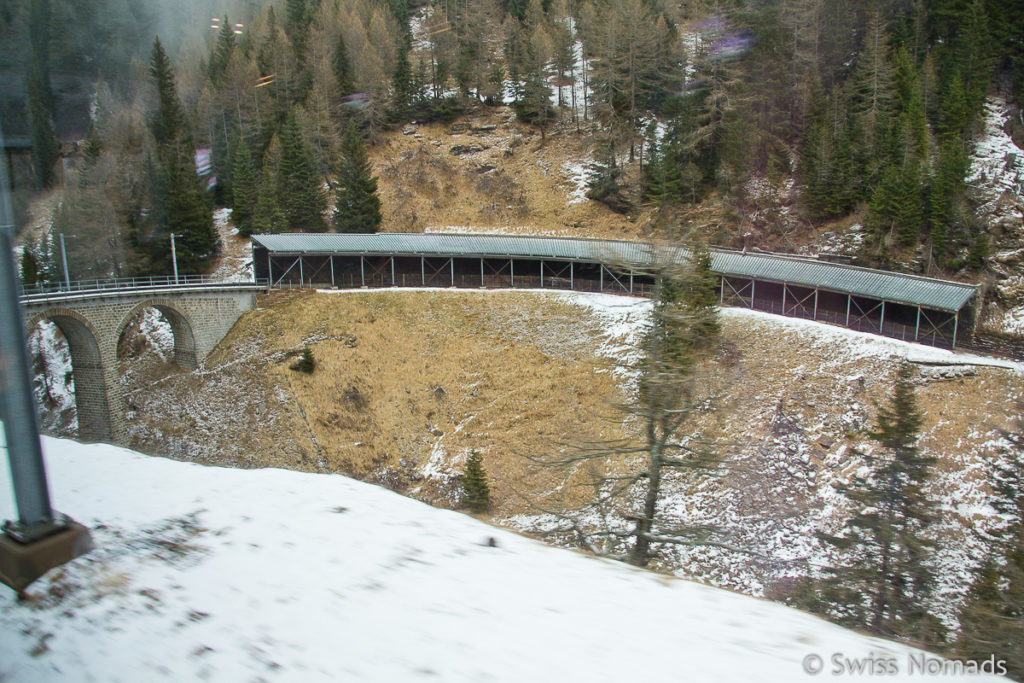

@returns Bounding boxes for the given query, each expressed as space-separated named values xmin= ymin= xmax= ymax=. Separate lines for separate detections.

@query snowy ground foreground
xmin=0 ymin=436 xmax=998 ymax=682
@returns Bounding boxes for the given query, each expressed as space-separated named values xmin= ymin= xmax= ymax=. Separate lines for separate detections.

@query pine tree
xmin=333 ymin=122 xmax=382 ymax=234
xmin=231 ymin=136 xmax=259 ymax=236
xmin=818 ymin=362 xmax=940 ymax=640
xmin=277 ymin=109 xmax=326 ymax=232
xmin=462 ymin=450 xmax=491 ymax=513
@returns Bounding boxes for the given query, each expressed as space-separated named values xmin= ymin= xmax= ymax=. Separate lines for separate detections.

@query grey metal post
xmin=450 ymin=258 xmax=454 ymax=287
xmin=360 ymin=256 xmax=365 ymax=287
xmin=0 ymin=139 xmax=61 ymax=542
xmin=879 ymin=301 xmax=886 ymax=334
xmin=600 ymin=266 xmax=603 ymax=292
xmin=170 ymin=233 xmax=179 ymax=284
xmin=480 ymin=258 xmax=484 ymax=287
xmin=421 ymin=256 xmax=425 ymax=285
xmin=915 ymin=307 xmax=920 ymax=341
xmin=782 ymin=283 xmax=787 ymax=315
xmin=846 ymin=295 xmax=851 ymax=326
xmin=59 ymin=233 xmax=70 ymax=290
xmin=267 ymin=252 xmax=272 ymax=286
xmin=751 ymin=279 xmax=756 ymax=308
xmin=298 ymin=256 xmax=304 ymax=287
xmin=511 ymin=259 xmax=515 ymax=287
xmin=953 ymin=313 xmax=959 ymax=349
xmin=813 ymin=289 xmax=818 ymax=320
xmin=629 ymin=270 xmax=633 ymax=294
xmin=330 ymin=256 xmax=335 ymax=287
xmin=391 ymin=258 xmax=395 ymax=286
xmin=570 ymin=262 xmax=574 ymax=290
xmin=720 ymin=276 xmax=724 ymax=303
xmin=540 ymin=260 xmax=544 ymax=288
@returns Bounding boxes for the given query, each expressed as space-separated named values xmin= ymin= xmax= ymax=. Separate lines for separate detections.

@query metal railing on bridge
xmin=18 ymin=275 xmax=268 ymax=303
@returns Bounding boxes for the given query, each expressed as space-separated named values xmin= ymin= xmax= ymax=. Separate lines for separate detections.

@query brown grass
xmin=370 ymin=105 xmax=656 ymax=239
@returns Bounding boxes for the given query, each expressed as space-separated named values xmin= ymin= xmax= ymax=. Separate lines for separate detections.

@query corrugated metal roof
xmin=251 ymin=233 xmax=978 ymax=312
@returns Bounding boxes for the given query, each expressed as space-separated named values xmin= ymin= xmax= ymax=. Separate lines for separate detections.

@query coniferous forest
xmin=3 ymin=0 xmax=1023 ymax=283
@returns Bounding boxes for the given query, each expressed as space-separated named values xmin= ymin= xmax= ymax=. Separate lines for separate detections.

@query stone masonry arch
xmin=21 ymin=285 xmax=260 ymax=446
xmin=26 ymin=308 xmax=121 ymax=443
xmin=115 ymin=299 xmax=198 ymax=370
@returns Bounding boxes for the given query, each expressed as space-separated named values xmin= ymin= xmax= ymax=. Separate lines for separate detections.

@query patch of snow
xmin=721 ymin=308 xmax=1024 ymax=372
xmin=0 ymin=434 xmax=998 ymax=681
xmin=967 ymin=97 xmax=1024 ymax=229
xmin=562 ymin=161 xmax=592 ymax=205
xmin=27 ymin=320 xmax=76 ymax=434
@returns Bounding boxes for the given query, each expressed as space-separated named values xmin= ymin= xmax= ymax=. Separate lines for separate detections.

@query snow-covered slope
xmin=0 ymin=436 xmax=997 ymax=682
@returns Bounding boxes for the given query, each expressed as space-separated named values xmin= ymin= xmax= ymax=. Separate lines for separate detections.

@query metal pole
xmin=480 ymin=258 xmax=484 ymax=287
xmin=570 ymin=262 xmax=574 ymax=290
xmin=59 ymin=233 xmax=70 ymax=290
xmin=600 ymin=266 xmax=603 ymax=292
xmin=720 ymin=276 xmax=724 ymax=304
xmin=391 ymin=258 xmax=395 ymax=286
xmin=170 ymin=233 xmax=179 ymax=284
xmin=879 ymin=301 xmax=885 ymax=334
xmin=330 ymin=256 xmax=335 ymax=287
xmin=450 ymin=258 xmax=454 ymax=287
xmin=813 ymin=289 xmax=818 ymax=320
xmin=421 ymin=257 xmax=425 ymax=285
xmin=0 ymin=135 xmax=61 ymax=542
xmin=782 ymin=283 xmax=786 ymax=315
xmin=360 ymin=256 xmax=365 ymax=287
xmin=540 ymin=260 xmax=544 ymax=288
xmin=846 ymin=295 xmax=851 ymax=327
xmin=952 ymin=312 xmax=959 ymax=349
xmin=915 ymin=307 xmax=920 ymax=341
xmin=629 ymin=270 xmax=634 ymax=294
xmin=511 ymin=259 xmax=515 ymax=287
xmin=751 ymin=280 xmax=756 ymax=308
xmin=267 ymin=252 xmax=272 ymax=286
xmin=299 ymin=256 xmax=304 ymax=287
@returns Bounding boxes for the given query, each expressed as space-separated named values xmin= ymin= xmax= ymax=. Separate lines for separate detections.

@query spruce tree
xmin=389 ymin=38 xmax=413 ymax=123
xmin=333 ymin=122 xmax=382 ymax=234
xmin=462 ymin=450 xmax=491 ymax=513
xmin=818 ymin=362 xmax=939 ymax=640
xmin=333 ymin=33 xmax=355 ymax=97
xmin=231 ymin=136 xmax=259 ymax=236
xmin=20 ymin=248 xmax=41 ymax=288
xmin=208 ymin=14 xmax=237 ymax=85
xmin=252 ymin=166 xmax=287 ymax=234
xmin=26 ymin=0 xmax=59 ymax=188
xmin=586 ymin=144 xmax=631 ymax=214
xmin=148 ymin=38 xmax=218 ymax=273
xmin=277 ymin=109 xmax=326 ymax=232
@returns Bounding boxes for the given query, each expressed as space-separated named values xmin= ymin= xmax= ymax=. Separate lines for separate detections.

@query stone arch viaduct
xmin=20 ymin=284 xmax=263 ymax=444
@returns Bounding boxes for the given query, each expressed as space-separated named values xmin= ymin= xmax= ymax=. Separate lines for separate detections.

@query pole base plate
xmin=0 ymin=520 xmax=93 ymax=593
